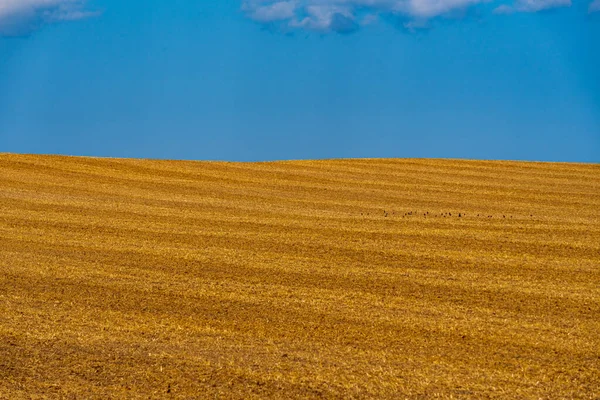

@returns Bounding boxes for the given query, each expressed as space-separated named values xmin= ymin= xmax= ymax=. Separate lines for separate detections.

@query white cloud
xmin=242 ymin=0 xmax=491 ymax=32
xmin=242 ymin=0 xmax=297 ymax=22
xmin=242 ymin=0 xmax=580 ymax=32
xmin=0 ymin=0 xmax=97 ymax=37
xmin=494 ymin=0 xmax=570 ymax=13
xmin=289 ymin=5 xmax=359 ymax=32
xmin=589 ymin=0 xmax=600 ymax=12
xmin=407 ymin=0 xmax=485 ymax=18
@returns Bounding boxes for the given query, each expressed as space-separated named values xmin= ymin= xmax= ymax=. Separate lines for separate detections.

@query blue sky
xmin=0 ymin=0 xmax=598 ymax=162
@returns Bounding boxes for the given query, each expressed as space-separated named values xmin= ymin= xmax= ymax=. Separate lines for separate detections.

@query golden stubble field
xmin=0 ymin=153 xmax=599 ymax=399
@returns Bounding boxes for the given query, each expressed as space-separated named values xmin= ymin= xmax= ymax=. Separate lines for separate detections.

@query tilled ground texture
xmin=0 ymin=154 xmax=599 ymax=399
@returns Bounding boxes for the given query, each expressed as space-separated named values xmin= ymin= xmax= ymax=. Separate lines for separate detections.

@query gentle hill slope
xmin=1 ymin=154 xmax=599 ymax=398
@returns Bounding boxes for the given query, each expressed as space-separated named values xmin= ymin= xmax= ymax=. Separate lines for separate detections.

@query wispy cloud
xmin=0 ymin=0 xmax=98 ymax=37
xmin=242 ymin=0 xmax=480 ymax=33
xmin=242 ymin=0 xmax=297 ymax=22
xmin=589 ymin=0 xmax=600 ymax=12
xmin=494 ymin=0 xmax=571 ymax=14
xmin=242 ymin=0 xmax=585 ymax=33
xmin=288 ymin=4 xmax=360 ymax=33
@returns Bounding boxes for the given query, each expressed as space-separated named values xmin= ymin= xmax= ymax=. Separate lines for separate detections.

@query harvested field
xmin=0 ymin=153 xmax=599 ymax=399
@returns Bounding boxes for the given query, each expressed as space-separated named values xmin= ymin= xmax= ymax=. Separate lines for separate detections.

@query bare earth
xmin=0 ymin=154 xmax=599 ymax=399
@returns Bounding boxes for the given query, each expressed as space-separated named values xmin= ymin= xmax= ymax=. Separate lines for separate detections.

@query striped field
xmin=0 ymin=154 xmax=599 ymax=399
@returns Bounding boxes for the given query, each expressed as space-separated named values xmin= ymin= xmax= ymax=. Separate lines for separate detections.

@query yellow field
xmin=0 ymin=153 xmax=599 ymax=399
